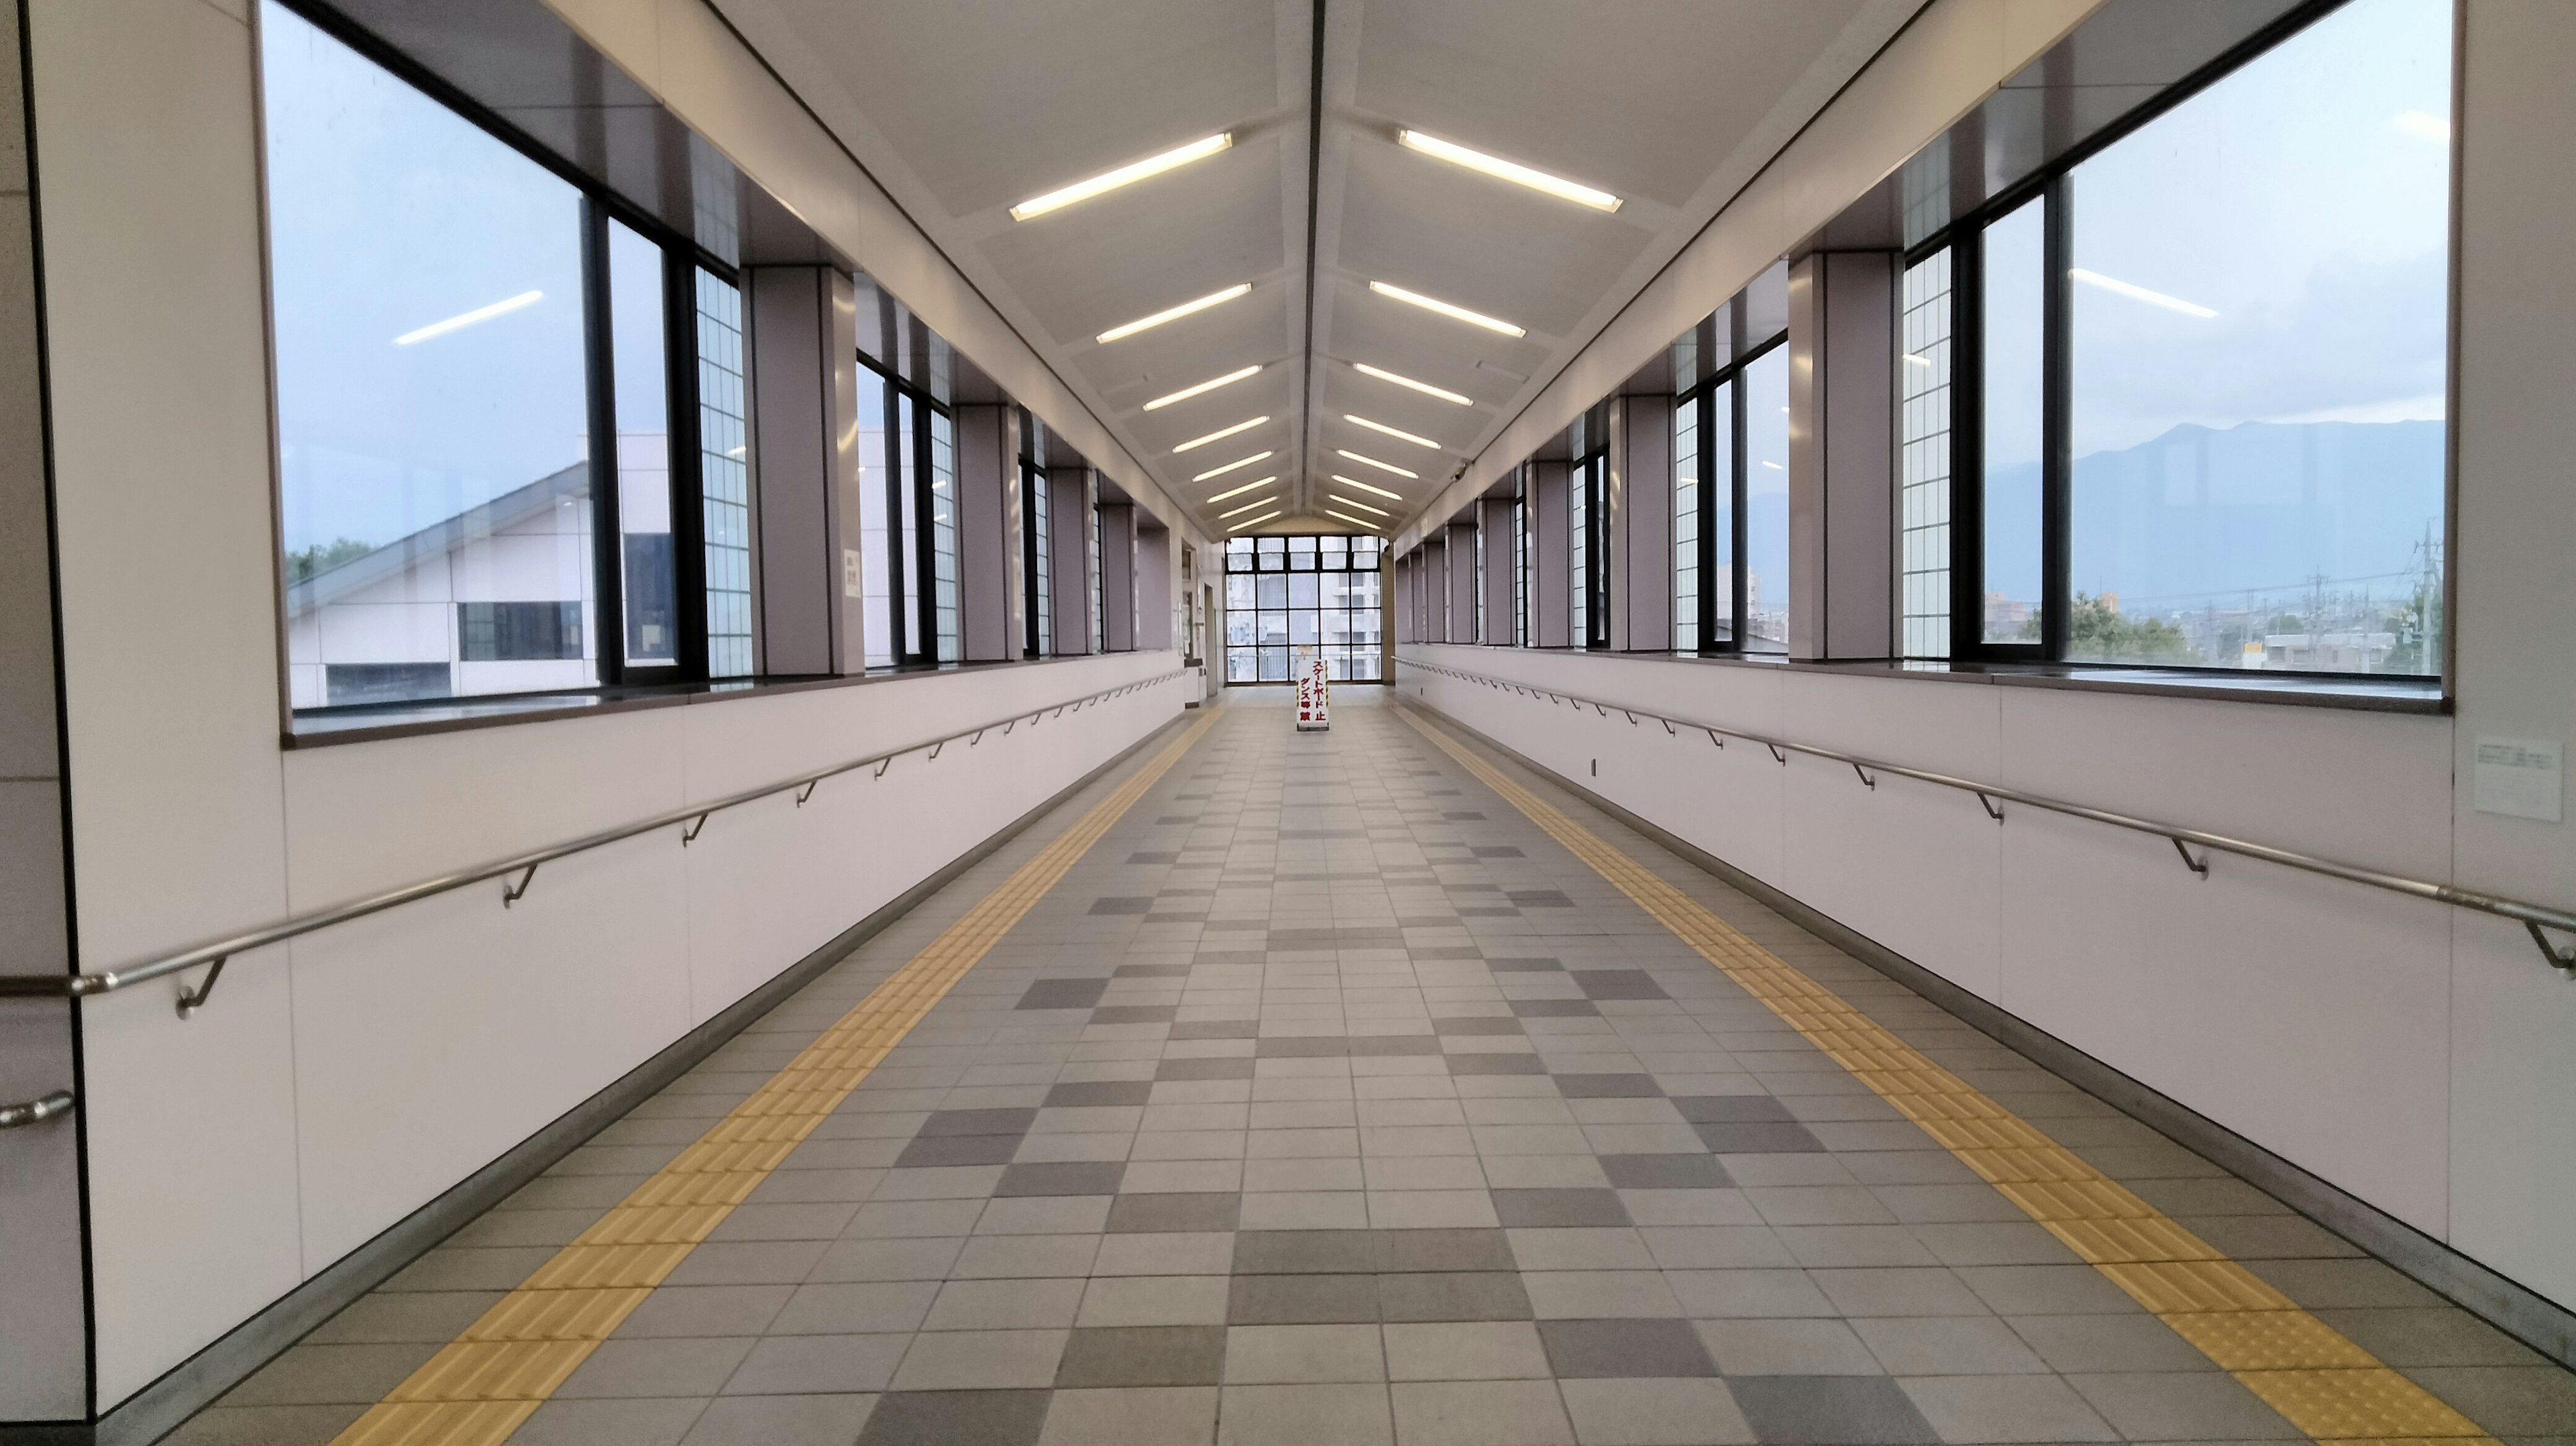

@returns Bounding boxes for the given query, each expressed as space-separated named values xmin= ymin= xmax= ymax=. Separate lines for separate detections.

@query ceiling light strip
xmin=1142 ymin=365 xmax=1260 ymax=412
xmin=1173 ymin=416 xmax=1268 ymax=452
xmin=1226 ymin=510 xmax=1283 ymax=533
xmin=1397 ymin=129 xmax=1621 ymax=213
xmin=1010 ymin=133 xmax=1232 ymax=221
xmin=1368 ymin=280 xmax=1525 ymax=337
xmin=1191 ymin=450 xmax=1273 ymax=483
xmin=1324 ymin=510 xmax=1382 ymax=532
xmin=1344 ymin=414 xmax=1439 ymax=449
xmin=1353 ymin=362 xmax=1472 ymax=406
xmin=1328 ymin=494 xmax=1388 ymax=516
xmin=1217 ymin=495 xmax=1279 ymax=519
xmin=1205 ymin=475 xmax=1277 ymax=504
xmin=1097 ymin=283 xmax=1252 ymax=344
xmin=1330 ymin=474 xmax=1403 ymax=501
xmin=1336 ymin=449 xmax=1418 ymax=480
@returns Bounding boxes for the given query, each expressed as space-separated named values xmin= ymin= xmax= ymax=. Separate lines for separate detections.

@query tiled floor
xmin=168 ymin=687 xmax=2576 ymax=1445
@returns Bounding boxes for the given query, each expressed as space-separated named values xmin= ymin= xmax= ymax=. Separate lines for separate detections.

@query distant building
xmin=2257 ymin=630 xmax=2396 ymax=672
xmin=284 ymin=463 xmax=601 ymax=708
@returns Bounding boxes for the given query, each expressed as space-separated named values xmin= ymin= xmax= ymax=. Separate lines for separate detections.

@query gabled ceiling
xmin=713 ymin=0 xmax=1925 ymax=538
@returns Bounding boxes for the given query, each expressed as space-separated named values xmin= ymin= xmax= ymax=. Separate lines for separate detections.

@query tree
xmin=286 ymin=537 xmax=373 ymax=583
xmin=2027 ymin=593 xmax=2200 ymax=663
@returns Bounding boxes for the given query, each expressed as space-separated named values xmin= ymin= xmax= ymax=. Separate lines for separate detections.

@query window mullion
xmin=2040 ymin=174 xmax=2072 ymax=662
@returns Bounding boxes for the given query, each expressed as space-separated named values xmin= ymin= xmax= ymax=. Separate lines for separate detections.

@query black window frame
xmin=271 ymin=0 xmax=745 ymax=712
xmin=1676 ymin=329 xmax=1788 ymax=656
xmin=1894 ymin=0 xmax=2448 ymax=681
xmin=1576 ymin=445 xmax=1610 ymax=651
xmin=856 ymin=354 xmax=958 ymax=667
xmin=1019 ymin=444 xmax=1051 ymax=659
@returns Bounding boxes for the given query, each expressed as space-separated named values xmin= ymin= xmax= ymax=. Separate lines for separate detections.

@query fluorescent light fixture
xmin=1336 ymin=448 xmax=1418 ymax=480
xmin=1205 ymin=475 xmax=1277 ymax=504
xmin=1226 ymin=510 xmax=1283 ymax=532
xmin=2070 ymin=268 xmax=2217 ymax=319
xmin=1096 ymin=283 xmax=1251 ymax=343
xmin=1191 ymin=450 xmax=1273 ymax=483
xmin=1353 ymin=361 xmax=1472 ymax=406
xmin=1397 ymin=128 xmax=1621 ymax=213
xmin=1324 ymin=509 xmax=1381 ymax=531
xmin=727 ymin=445 xmax=747 ymax=457
xmin=1344 ymin=414 xmax=1439 ymax=449
xmin=1368 ymin=280 xmax=1525 ymax=337
xmin=1761 ymin=459 xmax=1783 ymax=470
xmin=2392 ymin=109 xmax=2451 ymax=142
xmin=1173 ymin=416 xmax=1268 ymax=452
xmin=1010 ymin=133 xmax=1231 ymax=221
xmin=1902 ymin=353 xmax=1932 ymax=370
xmin=1218 ymin=495 xmax=1279 ymax=518
xmin=1142 ymin=365 xmax=1260 ymax=411
xmin=394 ymin=290 xmax=542 ymax=345
xmin=1328 ymin=494 xmax=1389 ymax=516
xmin=1330 ymin=473 xmax=1404 ymax=501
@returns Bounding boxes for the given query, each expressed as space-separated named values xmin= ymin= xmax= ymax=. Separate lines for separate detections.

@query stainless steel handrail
xmin=0 ymin=667 xmax=1193 ymax=1012
xmin=0 ymin=1090 xmax=74 ymax=1129
xmin=1398 ymin=655 xmax=2576 ymax=974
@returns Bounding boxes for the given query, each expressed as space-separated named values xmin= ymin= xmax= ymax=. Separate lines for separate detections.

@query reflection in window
xmin=1742 ymin=347 xmax=1791 ymax=651
xmin=2066 ymin=0 xmax=2448 ymax=672
xmin=695 ymin=270 xmax=753 ymax=677
xmin=930 ymin=410 xmax=959 ymax=662
xmin=1024 ymin=460 xmax=1052 ymax=656
xmin=1568 ymin=459 xmax=1588 ymax=648
xmin=1898 ymin=248 xmax=1953 ymax=658
xmin=264 ymin=1 xmax=592 ymax=708
xmin=858 ymin=372 xmax=894 ymax=667
xmin=1673 ymin=398 xmax=1699 ymax=652
xmin=1982 ymin=199 xmax=2045 ymax=645
xmin=606 ymin=221 xmax=676 ymax=667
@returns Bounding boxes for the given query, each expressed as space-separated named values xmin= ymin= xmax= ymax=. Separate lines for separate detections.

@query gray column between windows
xmin=1446 ymin=521 xmax=1478 ymax=643
xmin=1480 ymin=498 xmax=1515 ymax=645
xmin=1099 ymin=502 xmax=1137 ymax=652
xmin=1609 ymin=393 xmax=1674 ymax=652
xmin=1395 ymin=551 xmax=1415 ymax=643
xmin=746 ymin=265 xmax=862 ymax=675
xmin=1529 ymin=459 xmax=1572 ymax=647
xmin=1135 ymin=525 xmax=1173 ymax=651
xmin=1048 ymin=467 xmax=1093 ymax=654
xmin=0 ymin=11 xmax=85 ymax=1408
xmin=1787 ymin=251 xmax=1896 ymax=662
xmin=951 ymin=404 xmax=1021 ymax=663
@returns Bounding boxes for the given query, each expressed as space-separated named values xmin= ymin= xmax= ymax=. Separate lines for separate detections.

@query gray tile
xmin=1093 ymin=1005 xmax=1180 ymax=1025
xmin=1600 ymin=1154 xmax=1733 ymax=1190
xmin=997 ymin=1162 xmax=1128 ymax=1197
xmin=1447 ymin=1054 xmax=1548 ymax=1076
xmin=1898 ymin=1374 xmax=2119 ymax=1443
xmin=1391 ymin=1378 xmax=1574 ymax=1446
xmin=1108 ymin=1191 xmax=1241 ymax=1233
xmin=1214 ymin=1382 xmax=1393 ymax=1446
xmin=1537 ymin=1319 xmax=1717 ymax=1378
xmin=1433 ymin=1017 xmax=1525 ymax=1036
xmin=894 ymin=1134 xmax=1022 ymax=1168
xmin=2061 ymin=1371 xmax=2302 ymax=1439
xmin=557 ymin=1337 xmax=755 ymax=1398
xmin=1224 ymin=1324 xmax=1388 ymax=1384
xmin=1229 ymin=1274 xmax=1382 ymax=1325
xmin=511 ymin=1397 xmax=708 ymax=1446
xmin=1037 ymin=1385 xmax=1218 ymax=1445
xmin=1020 ymin=979 xmax=1112 ymax=1009
xmin=1233 ymin=1230 xmax=1377 ymax=1275
xmin=1672 ymin=1096 xmax=1796 ymax=1124
xmin=1850 ymin=1316 xmax=2046 ymax=1375
xmin=1726 ymin=1375 xmax=1939 ymax=1445
xmin=1573 ymin=971 xmax=1670 ymax=1001
xmin=857 ymin=1389 xmax=1053 ymax=1446
xmin=1377 ymin=1272 xmax=1536 ymax=1323
xmin=1558 ymin=1378 xmax=1754 ymax=1445
xmin=721 ymin=1335 xmax=909 ymax=1395
xmin=1158 ymin=1057 xmax=1256 ymax=1081
xmin=1493 ymin=1188 xmax=1632 ymax=1228
xmin=1375 ymin=1228 xmax=1517 ymax=1274
xmin=682 ymin=1394 xmax=879 ymax=1446
xmin=1053 ymin=1325 xmax=1230 ymax=1387
xmin=1693 ymin=1121 xmax=1826 ymax=1154
xmin=1554 ymin=1074 xmax=1662 ymax=1099
xmin=1045 ymin=1080 xmax=1155 ymax=1107
xmin=1509 ymin=999 xmax=1600 ymax=1017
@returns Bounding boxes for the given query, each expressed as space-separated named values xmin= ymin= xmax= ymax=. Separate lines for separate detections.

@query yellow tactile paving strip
xmin=1398 ymin=706 xmax=2493 ymax=1445
xmin=331 ymin=712 xmax=1219 ymax=1446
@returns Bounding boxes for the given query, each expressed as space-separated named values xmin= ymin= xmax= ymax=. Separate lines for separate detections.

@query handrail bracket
xmin=2171 ymin=838 xmax=2210 ymax=879
xmin=502 ymin=863 xmax=539 ymax=907
xmin=682 ymin=813 xmax=709 ymax=845
xmin=1853 ymin=763 xmax=1878 ymax=791
xmin=1976 ymin=792 xmax=2004 ymax=824
xmin=176 ymin=956 xmax=227 ymax=1019
xmin=2530 ymin=922 xmax=2576 ymax=976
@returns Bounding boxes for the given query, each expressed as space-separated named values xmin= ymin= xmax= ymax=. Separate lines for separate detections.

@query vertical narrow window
xmin=1673 ymin=398 xmax=1699 ymax=653
xmin=1982 ymin=199 xmax=2046 ymax=646
xmin=1707 ymin=382 xmax=1737 ymax=647
xmin=694 ymin=269 xmax=752 ymax=677
xmin=1567 ymin=459 xmax=1587 ymax=648
xmin=263 ymin=1 xmax=592 ymax=708
xmin=1743 ymin=347 xmax=1791 ymax=651
xmin=895 ymin=392 xmax=922 ymax=660
xmin=1513 ymin=498 xmax=1528 ymax=646
xmin=929 ymin=408 xmax=959 ymax=662
xmin=1025 ymin=462 xmax=1052 ymax=657
xmin=1224 ymin=537 xmax=1255 ymax=681
xmin=1898 ymin=247 xmax=1954 ymax=658
xmin=2065 ymin=0 xmax=2449 ymax=673
xmin=1350 ymin=536 xmax=1382 ymax=679
xmin=605 ymin=221 xmax=674 ymax=669
xmin=858 ymin=370 xmax=894 ymax=667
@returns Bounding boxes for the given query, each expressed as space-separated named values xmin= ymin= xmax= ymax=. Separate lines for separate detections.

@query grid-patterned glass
xmin=1674 ymin=397 xmax=1700 ymax=652
xmin=1899 ymin=247 xmax=1954 ymax=658
xmin=930 ymin=408 xmax=958 ymax=662
xmin=1027 ymin=464 xmax=1051 ymax=655
xmin=694 ymin=268 xmax=752 ymax=677
xmin=1568 ymin=461 xmax=1588 ymax=648
xmin=1224 ymin=534 xmax=1381 ymax=683
xmin=1513 ymin=499 xmax=1527 ymax=646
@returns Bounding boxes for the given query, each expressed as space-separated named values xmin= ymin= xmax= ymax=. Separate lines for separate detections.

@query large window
xmin=1898 ymin=247 xmax=1955 ymax=658
xmin=694 ymin=271 xmax=752 ymax=677
xmin=857 ymin=359 xmax=963 ymax=667
xmin=1224 ymin=535 xmax=1382 ymax=683
xmin=1931 ymin=0 xmax=2450 ymax=674
xmin=1022 ymin=451 xmax=1053 ymax=657
xmin=263 ymin=1 xmax=747 ymax=711
xmin=1672 ymin=333 xmax=1785 ymax=655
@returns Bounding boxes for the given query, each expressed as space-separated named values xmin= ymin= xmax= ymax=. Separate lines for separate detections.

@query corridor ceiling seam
xmin=0 ymin=669 xmax=1196 ymax=1010
xmin=1396 ymin=706 xmax=2496 ymax=1444
xmin=1394 ymin=657 xmax=2576 ymax=975
xmin=325 ymin=710 xmax=1222 ymax=1446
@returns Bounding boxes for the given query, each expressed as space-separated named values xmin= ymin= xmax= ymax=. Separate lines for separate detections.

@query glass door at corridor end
xmin=1224 ymin=534 xmax=1383 ymax=683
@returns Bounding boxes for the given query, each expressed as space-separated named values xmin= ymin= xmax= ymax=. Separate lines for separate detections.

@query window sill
xmin=282 ymin=651 xmax=1165 ymax=750
xmin=1401 ymin=644 xmax=2449 ymax=715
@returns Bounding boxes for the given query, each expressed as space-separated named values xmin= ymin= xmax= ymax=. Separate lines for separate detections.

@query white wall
xmin=29 ymin=0 xmax=1189 ymax=1408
